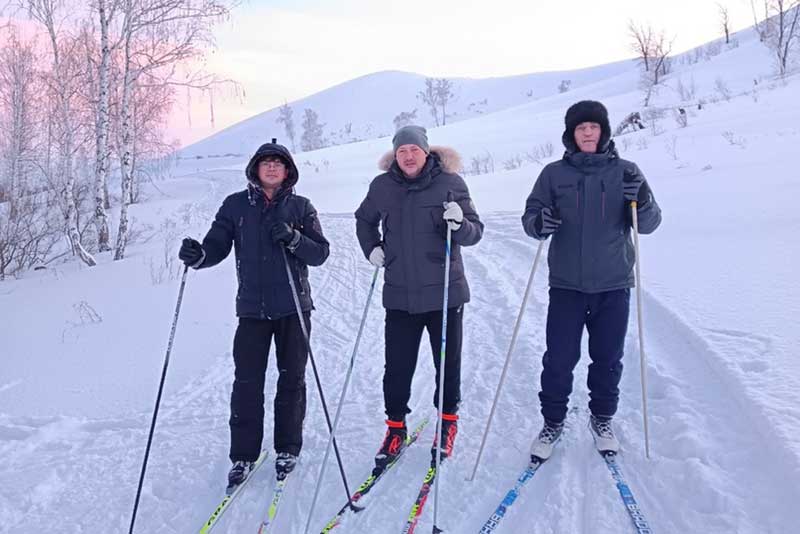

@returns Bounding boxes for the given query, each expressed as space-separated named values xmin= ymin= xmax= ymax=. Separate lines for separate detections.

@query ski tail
xmin=401 ymin=464 xmax=437 ymax=534
xmin=256 ymin=474 xmax=291 ymax=534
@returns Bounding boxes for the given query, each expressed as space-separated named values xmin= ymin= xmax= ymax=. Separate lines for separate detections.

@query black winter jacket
xmin=355 ymin=147 xmax=483 ymax=314
xmin=522 ymin=140 xmax=661 ymax=293
xmin=198 ymin=142 xmax=329 ymax=319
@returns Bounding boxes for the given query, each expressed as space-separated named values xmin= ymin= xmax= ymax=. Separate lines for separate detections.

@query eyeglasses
xmin=259 ymin=160 xmax=285 ymax=169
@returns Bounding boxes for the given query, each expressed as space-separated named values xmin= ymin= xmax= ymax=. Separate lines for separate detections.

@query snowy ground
xmin=2 ymin=26 xmax=799 ymax=534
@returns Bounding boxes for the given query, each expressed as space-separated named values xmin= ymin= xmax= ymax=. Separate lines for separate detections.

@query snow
xmin=2 ymin=24 xmax=800 ymax=533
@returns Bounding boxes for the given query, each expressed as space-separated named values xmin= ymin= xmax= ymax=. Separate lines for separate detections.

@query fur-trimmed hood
xmin=378 ymin=146 xmax=463 ymax=174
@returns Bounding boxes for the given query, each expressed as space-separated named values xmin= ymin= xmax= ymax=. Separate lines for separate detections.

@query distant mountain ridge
xmin=179 ymin=61 xmax=633 ymax=158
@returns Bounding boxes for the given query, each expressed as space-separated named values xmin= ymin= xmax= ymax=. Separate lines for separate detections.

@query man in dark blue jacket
xmin=355 ymin=125 xmax=483 ymax=470
xmin=179 ymin=139 xmax=329 ymax=490
xmin=522 ymin=101 xmax=661 ymax=460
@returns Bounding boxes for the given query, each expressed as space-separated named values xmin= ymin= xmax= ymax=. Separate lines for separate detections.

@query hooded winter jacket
xmin=356 ymin=147 xmax=483 ymax=314
xmin=197 ymin=141 xmax=329 ymax=319
xmin=522 ymin=140 xmax=661 ymax=293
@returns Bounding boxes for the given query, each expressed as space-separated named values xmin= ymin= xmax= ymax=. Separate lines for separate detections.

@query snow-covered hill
xmin=2 ymin=22 xmax=800 ymax=534
xmin=178 ymin=61 xmax=632 ymax=159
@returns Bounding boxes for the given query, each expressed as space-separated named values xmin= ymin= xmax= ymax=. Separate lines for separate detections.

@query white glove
xmin=442 ymin=201 xmax=463 ymax=231
xmin=368 ymin=246 xmax=385 ymax=267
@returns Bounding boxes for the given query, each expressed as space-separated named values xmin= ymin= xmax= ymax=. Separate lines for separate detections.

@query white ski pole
xmin=467 ymin=240 xmax=544 ymax=481
xmin=302 ymin=266 xmax=379 ymax=534
xmin=631 ymin=201 xmax=651 ymax=459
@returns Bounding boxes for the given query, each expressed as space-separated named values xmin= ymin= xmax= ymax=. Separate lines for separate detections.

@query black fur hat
xmin=563 ymin=100 xmax=611 ymax=151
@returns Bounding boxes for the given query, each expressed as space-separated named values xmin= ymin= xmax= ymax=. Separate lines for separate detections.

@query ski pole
xmin=302 ymin=266 xmax=379 ymax=534
xmin=129 ymin=265 xmax=189 ymax=534
xmin=631 ymin=201 xmax=651 ymax=459
xmin=280 ymin=248 xmax=358 ymax=509
xmin=432 ymin=192 xmax=455 ymax=534
xmin=467 ymin=240 xmax=545 ymax=482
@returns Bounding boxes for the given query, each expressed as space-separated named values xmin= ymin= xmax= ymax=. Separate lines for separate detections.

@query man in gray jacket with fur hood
xmin=355 ymin=125 xmax=483 ymax=470
xmin=522 ymin=101 xmax=661 ymax=461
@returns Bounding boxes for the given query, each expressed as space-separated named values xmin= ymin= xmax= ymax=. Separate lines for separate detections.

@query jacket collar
xmin=562 ymin=137 xmax=619 ymax=169
xmin=247 ymin=181 xmax=292 ymax=207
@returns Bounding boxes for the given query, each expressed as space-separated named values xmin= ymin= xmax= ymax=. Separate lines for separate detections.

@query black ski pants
xmin=383 ymin=306 xmax=463 ymax=422
xmin=229 ymin=314 xmax=309 ymax=462
xmin=539 ymin=288 xmax=630 ymax=423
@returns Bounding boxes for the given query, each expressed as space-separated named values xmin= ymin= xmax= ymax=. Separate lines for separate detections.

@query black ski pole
xmin=280 ymin=248 xmax=358 ymax=510
xmin=129 ymin=265 xmax=189 ymax=534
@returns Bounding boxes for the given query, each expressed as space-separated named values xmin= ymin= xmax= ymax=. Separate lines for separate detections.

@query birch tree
xmin=718 ymin=3 xmax=731 ymax=44
xmin=113 ymin=0 xmax=232 ymax=260
xmin=628 ymin=20 xmax=654 ymax=72
xmin=751 ymin=0 xmax=773 ymax=41
xmin=435 ymin=78 xmax=454 ymax=126
xmin=766 ymin=0 xmax=800 ymax=76
xmin=417 ymin=78 xmax=440 ymax=126
xmin=0 ymin=29 xmax=61 ymax=278
xmin=0 ymin=29 xmax=39 ymax=204
xmin=26 ymin=0 xmax=97 ymax=266
xmin=276 ymin=102 xmax=295 ymax=151
xmin=300 ymin=108 xmax=325 ymax=151
xmin=90 ymin=0 xmax=118 ymax=251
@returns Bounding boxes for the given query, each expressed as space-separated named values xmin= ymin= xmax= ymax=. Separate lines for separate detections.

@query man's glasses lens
xmin=260 ymin=160 xmax=285 ymax=168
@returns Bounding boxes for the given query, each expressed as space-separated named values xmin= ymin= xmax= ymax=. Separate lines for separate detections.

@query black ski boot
xmin=275 ymin=452 xmax=298 ymax=481
xmin=226 ymin=460 xmax=255 ymax=494
xmin=374 ymin=419 xmax=407 ymax=472
xmin=431 ymin=413 xmax=458 ymax=463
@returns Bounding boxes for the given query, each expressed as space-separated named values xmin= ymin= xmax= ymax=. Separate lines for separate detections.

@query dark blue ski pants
xmin=539 ymin=288 xmax=630 ymax=423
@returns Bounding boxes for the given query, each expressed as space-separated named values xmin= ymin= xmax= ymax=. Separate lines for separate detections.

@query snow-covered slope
xmin=179 ymin=61 xmax=632 ymax=159
xmin=2 ymin=22 xmax=799 ymax=534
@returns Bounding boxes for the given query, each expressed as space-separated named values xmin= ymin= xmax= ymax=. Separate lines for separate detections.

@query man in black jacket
xmin=179 ymin=139 xmax=329 ymax=490
xmin=355 ymin=125 xmax=483 ymax=469
xmin=522 ymin=101 xmax=661 ymax=460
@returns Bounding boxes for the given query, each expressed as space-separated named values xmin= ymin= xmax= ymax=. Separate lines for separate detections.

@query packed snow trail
xmin=1 ymin=214 xmax=799 ymax=533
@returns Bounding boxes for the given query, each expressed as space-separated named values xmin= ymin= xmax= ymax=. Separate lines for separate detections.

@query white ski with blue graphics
xmin=601 ymin=451 xmax=653 ymax=534
xmin=479 ymin=458 xmax=543 ymax=533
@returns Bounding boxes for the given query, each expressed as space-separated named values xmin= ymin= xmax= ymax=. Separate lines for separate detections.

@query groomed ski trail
xmin=2 ymin=214 xmax=799 ymax=533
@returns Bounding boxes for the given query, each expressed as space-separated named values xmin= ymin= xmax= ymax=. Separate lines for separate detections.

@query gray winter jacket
xmin=522 ymin=141 xmax=661 ymax=293
xmin=356 ymin=147 xmax=483 ymax=314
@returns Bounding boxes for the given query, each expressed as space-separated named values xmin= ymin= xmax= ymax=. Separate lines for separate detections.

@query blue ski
xmin=601 ymin=452 xmax=653 ymax=534
xmin=479 ymin=458 xmax=543 ymax=533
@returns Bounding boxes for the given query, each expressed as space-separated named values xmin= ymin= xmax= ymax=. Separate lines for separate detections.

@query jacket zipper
xmin=578 ymin=176 xmax=585 ymax=288
xmin=601 ymin=180 xmax=606 ymax=221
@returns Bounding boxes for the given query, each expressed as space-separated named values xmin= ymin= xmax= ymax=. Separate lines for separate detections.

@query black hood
xmin=245 ymin=139 xmax=299 ymax=190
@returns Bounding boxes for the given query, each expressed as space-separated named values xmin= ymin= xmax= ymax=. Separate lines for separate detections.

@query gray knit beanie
xmin=392 ymin=125 xmax=429 ymax=153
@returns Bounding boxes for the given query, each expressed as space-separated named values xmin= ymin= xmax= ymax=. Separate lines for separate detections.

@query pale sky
xmin=170 ymin=0 xmax=757 ymax=146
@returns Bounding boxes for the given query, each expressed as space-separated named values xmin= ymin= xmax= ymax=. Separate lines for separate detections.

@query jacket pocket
xmin=422 ymin=203 xmax=447 ymax=234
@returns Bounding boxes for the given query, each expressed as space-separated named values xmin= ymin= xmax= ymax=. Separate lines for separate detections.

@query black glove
xmin=534 ymin=207 xmax=562 ymax=238
xmin=179 ymin=237 xmax=204 ymax=268
xmin=271 ymin=222 xmax=300 ymax=248
xmin=623 ymin=168 xmax=651 ymax=205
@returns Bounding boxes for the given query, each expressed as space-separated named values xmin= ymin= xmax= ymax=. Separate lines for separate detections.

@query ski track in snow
xmin=2 ymin=213 xmax=798 ymax=534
